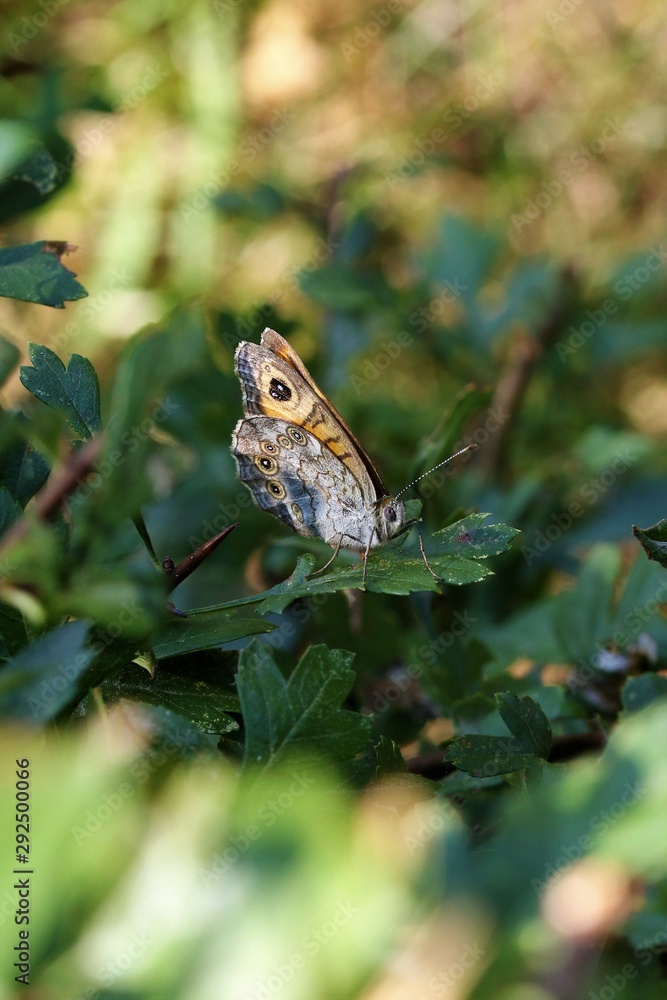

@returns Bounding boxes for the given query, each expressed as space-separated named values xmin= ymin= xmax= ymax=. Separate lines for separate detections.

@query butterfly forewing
xmin=234 ymin=329 xmax=387 ymax=502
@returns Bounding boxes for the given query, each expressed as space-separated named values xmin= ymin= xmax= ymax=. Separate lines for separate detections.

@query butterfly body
xmin=231 ymin=329 xmax=407 ymax=565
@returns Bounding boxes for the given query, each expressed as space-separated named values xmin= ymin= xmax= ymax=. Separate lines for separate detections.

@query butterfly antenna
xmin=394 ymin=444 xmax=477 ymax=501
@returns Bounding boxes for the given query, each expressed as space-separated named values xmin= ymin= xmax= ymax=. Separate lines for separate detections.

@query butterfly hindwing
xmin=231 ymin=416 xmax=373 ymax=551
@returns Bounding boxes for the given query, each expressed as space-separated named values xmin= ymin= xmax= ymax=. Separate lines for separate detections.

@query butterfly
xmin=231 ymin=328 xmax=470 ymax=588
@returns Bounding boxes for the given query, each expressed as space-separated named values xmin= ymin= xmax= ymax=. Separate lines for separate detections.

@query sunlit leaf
xmin=0 ymin=241 xmax=87 ymax=308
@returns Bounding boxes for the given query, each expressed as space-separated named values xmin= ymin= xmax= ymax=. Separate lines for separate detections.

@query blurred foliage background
xmin=1 ymin=0 xmax=667 ymax=997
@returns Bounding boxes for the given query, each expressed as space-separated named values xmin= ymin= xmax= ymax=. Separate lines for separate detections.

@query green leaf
xmin=477 ymin=596 xmax=565 ymax=671
xmin=458 ymin=701 xmax=667 ymax=916
xmin=613 ymin=552 xmax=666 ymax=643
xmin=213 ymin=182 xmax=286 ymax=218
xmin=633 ymin=520 xmax=667 ymax=570
xmin=152 ymin=609 xmax=275 ymax=660
xmin=56 ymin=569 xmax=165 ymax=639
xmin=107 ymin=306 xmax=210 ymax=443
xmin=220 ymin=515 xmax=519 ymax=615
xmin=12 ymin=143 xmax=59 ymax=195
xmin=496 ymin=693 xmax=552 ymax=758
xmin=236 ymin=641 xmax=372 ymax=772
xmin=419 ymin=513 xmax=520 ymax=560
xmin=421 ymin=214 xmax=501 ymax=324
xmin=0 ymin=487 xmax=23 ymax=538
xmin=20 ymin=344 xmax=101 ymax=439
xmin=553 ymin=544 xmax=621 ymax=661
xmin=299 ymin=264 xmax=393 ymax=311
xmin=0 ymin=602 xmax=32 ymax=659
xmin=98 ymin=701 xmax=221 ymax=757
xmin=0 ymin=241 xmax=87 ymax=308
xmin=0 ymin=620 xmax=95 ymax=722
xmin=445 ymin=692 xmax=552 ymax=776
xmin=100 ymin=664 xmax=240 ymax=734
xmin=0 ymin=334 xmax=20 ymax=387
xmin=444 ymin=735 xmax=542 ymax=776
xmin=0 ymin=121 xmax=35 ymax=181
xmin=89 ymin=306 xmax=212 ymax=528
xmin=621 ymin=674 xmax=667 ymax=713
xmin=0 ymin=438 xmax=50 ymax=507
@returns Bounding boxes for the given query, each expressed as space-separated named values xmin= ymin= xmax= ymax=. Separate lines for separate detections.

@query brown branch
xmin=475 ymin=264 xmax=578 ymax=482
xmin=0 ymin=435 xmax=103 ymax=553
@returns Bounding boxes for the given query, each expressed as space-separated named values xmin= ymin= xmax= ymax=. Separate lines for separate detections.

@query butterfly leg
xmin=418 ymin=529 xmax=443 ymax=584
xmin=360 ymin=529 xmax=376 ymax=591
xmin=308 ymin=535 xmax=343 ymax=578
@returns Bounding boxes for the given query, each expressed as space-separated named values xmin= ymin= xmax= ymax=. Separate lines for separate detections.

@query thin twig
xmin=162 ymin=524 xmax=239 ymax=593
xmin=476 ymin=264 xmax=578 ymax=481
xmin=0 ymin=435 xmax=103 ymax=553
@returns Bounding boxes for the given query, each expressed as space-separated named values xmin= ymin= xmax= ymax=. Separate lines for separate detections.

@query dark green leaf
xmin=0 ymin=438 xmax=50 ymax=507
xmin=0 ymin=602 xmax=32 ymax=659
xmin=107 ymin=306 xmax=210 ymax=442
xmin=236 ymin=641 xmax=372 ymax=772
xmin=444 ymin=735 xmax=542 ymax=776
xmin=299 ymin=265 xmax=394 ymax=311
xmin=0 ymin=487 xmax=22 ymax=537
xmin=13 ymin=144 xmax=59 ymax=195
xmin=152 ymin=610 xmax=275 ymax=660
xmin=621 ymin=674 xmax=667 ymax=713
xmin=0 ymin=335 xmax=20 ymax=387
xmin=553 ymin=544 xmax=620 ymax=661
xmin=417 ymin=513 xmax=521 ymax=561
xmin=220 ymin=515 xmax=518 ymax=615
xmin=594 ymin=320 xmax=667 ymax=364
xmin=115 ymin=703 xmax=221 ymax=755
xmin=613 ymin=553 xmax=667 ymax=643
xmin=0 ymin=241 xmax=87 ymax=308
xmin=421 ymin=214 xmax=501 ymax=322
xmin=496 ymin=693 xmax=552 ymax=758
xmin=633 ymin=520 xmax=667 ymax=570
xmin=20 ymin=344 xmax=101 ymax=438
xmin=213 ymin=182 xmax=286 ymax=218
xmin=100 ymin=663 xmax=239 ymax=733
xmin=477 ymin=597 xmax=565 ymax=671
xmin=0 ymin=620 xmax=94 ymax=722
